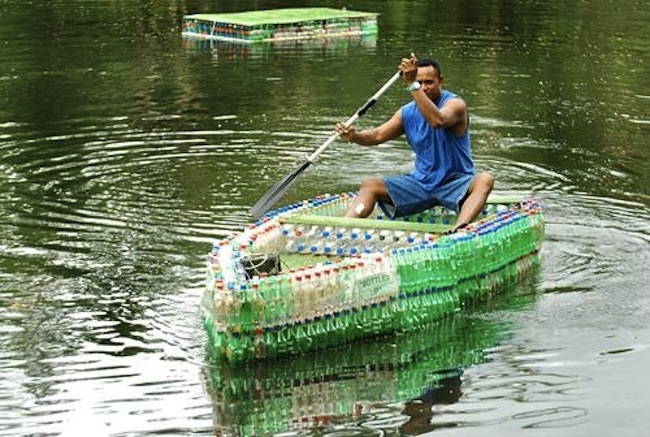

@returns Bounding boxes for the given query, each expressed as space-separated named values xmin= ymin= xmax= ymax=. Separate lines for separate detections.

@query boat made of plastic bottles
xmin=202 ymin=192 xmax=545 ymax=362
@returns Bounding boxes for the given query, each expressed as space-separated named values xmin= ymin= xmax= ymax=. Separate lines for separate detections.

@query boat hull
xmin=202 ymin=193 xmax=545 ymax=362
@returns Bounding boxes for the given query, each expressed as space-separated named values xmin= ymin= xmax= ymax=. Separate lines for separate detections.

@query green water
xmin=0 ymin=0 xmax=649 ymax=436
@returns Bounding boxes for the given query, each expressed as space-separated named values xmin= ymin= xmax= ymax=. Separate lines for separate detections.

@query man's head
xmin=416 ymin=58 xmax=444 ymax=101
xmin=416 ymin=58 xmax=442 ymax=76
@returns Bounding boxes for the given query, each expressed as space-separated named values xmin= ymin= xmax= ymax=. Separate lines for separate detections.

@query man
xmin=335 ymin=54 xmax=494 ymax=230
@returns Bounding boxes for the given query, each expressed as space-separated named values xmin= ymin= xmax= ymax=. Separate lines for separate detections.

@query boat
xmin=201 ymin=192 xmax=545 ymax=363
xmin=182 ymin=8 xmax=378 ymax=43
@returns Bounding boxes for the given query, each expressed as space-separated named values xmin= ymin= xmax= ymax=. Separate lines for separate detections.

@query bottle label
xmin=355 ymin=272 xmax=398 ymax=302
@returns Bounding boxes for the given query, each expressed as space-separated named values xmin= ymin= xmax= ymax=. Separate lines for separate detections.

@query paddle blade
xmin=251 ymin=160 xmax=312 ymax=220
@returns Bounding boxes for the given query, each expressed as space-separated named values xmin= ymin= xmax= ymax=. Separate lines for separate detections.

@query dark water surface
xmin=1 ymin=0 xmax=649 ymax=436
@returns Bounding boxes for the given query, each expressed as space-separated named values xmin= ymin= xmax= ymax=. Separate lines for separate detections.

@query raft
xmin=182 ymin=8 xmax=378 ymax=43
xmin=202 ymin=193 xmax=545 ymax=363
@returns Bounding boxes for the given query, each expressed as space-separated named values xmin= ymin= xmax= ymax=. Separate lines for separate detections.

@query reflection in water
xmin=182 ymin=34 xmax=377 ymax=61
xmin=400 ymin=371 xmax=462 ymax=435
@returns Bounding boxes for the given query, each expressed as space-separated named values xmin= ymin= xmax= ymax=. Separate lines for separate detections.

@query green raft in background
xmin=202 ymin=192 xmax=545 ymax=363
xmin=182 ymin=8 xmax=378 ymax=43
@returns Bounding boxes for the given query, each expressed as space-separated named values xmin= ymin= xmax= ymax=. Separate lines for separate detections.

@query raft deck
xmin=182 ymin=8 xmax=378 ymax=43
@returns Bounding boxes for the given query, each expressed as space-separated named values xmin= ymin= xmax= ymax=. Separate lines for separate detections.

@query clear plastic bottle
xmin=321 ymin=226 xmax=335 ymax=238
xmin=309 ymin=242 xmax=323 ymax=254
xmin=291 ymin=275 xmax=304 ymax=323
xmin=304 ymin=225 xmax=321 ymax=242
xmin=406 ymin=232 xmax=421 ymax=245
xmin=218 ymin=241 xmax=238 ymax=285
xmin=232 ymin=248 xmax=247 ymax=283
xmin=348 ymin=245 xmax=361 ymax=256
xmin=285 ymin=237 xmax=300 ymax=253
xmin=362 ymin=229 xmax=377 ymax=244
xmin=303 ymin=272 xmax=314 ymax=320
xmin=391 ymin=230 xmax=406 ymax=248
xmin=295 ymin=241 xmax=309 ymax=254
xmin=213 ymin=280 xmax=227 ymax=330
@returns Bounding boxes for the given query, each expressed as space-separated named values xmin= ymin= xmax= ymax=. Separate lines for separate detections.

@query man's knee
xmin=475 ymin=172 xmax=494 ymax=193
xmin=360 ymin=177 xmax=386 ymax=194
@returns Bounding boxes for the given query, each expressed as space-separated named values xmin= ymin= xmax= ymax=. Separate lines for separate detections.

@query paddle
xmin=250 ymin=70 xmax=403 ymax=220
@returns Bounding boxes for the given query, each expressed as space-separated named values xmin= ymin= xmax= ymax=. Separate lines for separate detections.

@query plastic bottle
xmin=406 ymin=232 xmax=421 ymax=245
xmin=275 ymin=325 xmax=288 ymax=356
xmin=213 ymin=280 xmax=227 ymax=330
xmin=304 ymin=225 xmax=321 ymax=242
xmin=403 ymin=247 xmax=416 ymax=295
xmin=321 ymin=226 xmax=335 ymax=238
xmin=322 ymin=312 xmax=335 ymax=349
xmin=249 ymin=278 xmax=265 ymax=326
xmin=238 ymin=284 xmax=252 ymax=332
xmin=284 ymin=225 xmax=306 ymax=252
xmin=260 ymin=275 xmax=276 ymax=327
xmin=330 ymin=265 xmax=342 ymax=312
xmin=348 ymin=245 xmax=361 ymax=256
xmin=293 ymin=321 xmax=311 ymax=353
xmin=253 ymin=327 xmax=266 ymax=359
xmin=240 ymin=331 xmax=254 ymax=361
xmin=232 ymin=248 xmax=247 ymax=282
xmin=263 ymin=327 xmax=276 ymax=360
xmin=277 ymin=274 xmax=292 ymax=325
xmin=291 ymin=275 xmax=304 ymax=323
xmin=361 ymin=229 xmax=377 ymax=245
xmin=309 ymin=242 xmax=323 ymax=255
xmin=226 ymin=281 xmax=239 ymax=329
xmin=414 ymin=246 xmax=429 ymax=292
xmin=322 ymin=242 xmax=335 ymax=255
xmin=218 ymin=241 xmax=238 ymax=285
xmin=285 ymin=237 xmax=300 ymax=253
xmin=339 ymin=264 xmax=353 ymax=308
xmin=209 ymin=240 xmax=220 ymax=267
xmin=430 ymin=243 xmax=449 ymax=288
xmin=373 ymin=229 xmax=392 ymax=251
xmin=303 ymin=272 xmax=314 ymax=320
xmin=391 ymin=230 xmax=406 ymax=248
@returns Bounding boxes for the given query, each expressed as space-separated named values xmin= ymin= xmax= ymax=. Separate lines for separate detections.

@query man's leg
xmin=346 ymin=177 xmax=392 ymax=218
xmin=454 ymin=172 xmax=494 ymax=229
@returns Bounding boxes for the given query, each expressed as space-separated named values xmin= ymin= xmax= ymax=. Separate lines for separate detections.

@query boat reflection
xmin=182 ymin=35 xmax=377 ymax=61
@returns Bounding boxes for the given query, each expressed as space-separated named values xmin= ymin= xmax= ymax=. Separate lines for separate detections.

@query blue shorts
xmin=379 ymin=173 xmax=474 ymax=218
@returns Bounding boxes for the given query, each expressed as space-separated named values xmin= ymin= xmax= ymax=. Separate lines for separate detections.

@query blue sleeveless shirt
xmin=401 ymin=90 xmax=474 ymax=189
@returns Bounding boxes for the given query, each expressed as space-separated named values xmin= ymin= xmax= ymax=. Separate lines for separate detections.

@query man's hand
xmin=400 ymin=52 xmax=418 ymax=85
xmin=335 ymin=122 xmax=356 ymax=142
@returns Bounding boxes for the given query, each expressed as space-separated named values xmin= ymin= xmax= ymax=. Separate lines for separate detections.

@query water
xmin=1 ymin=0 xmax=649 ymax=435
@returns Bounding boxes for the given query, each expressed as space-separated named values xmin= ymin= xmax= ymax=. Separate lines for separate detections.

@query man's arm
xmin=412 ymin=92 xmax=468 ymax=134
xmin=335 ymin=110 xmax=404 ymax=146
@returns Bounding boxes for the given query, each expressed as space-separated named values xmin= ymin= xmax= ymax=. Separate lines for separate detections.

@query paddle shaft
xmin=307 ymin=70 xmax=403 ymax=163
xmin=250 ymin=70 xmax=402 ymax=219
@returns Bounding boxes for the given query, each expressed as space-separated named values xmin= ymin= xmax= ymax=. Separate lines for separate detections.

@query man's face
xmin=416 ymin=65 xmax=443 ymax=101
